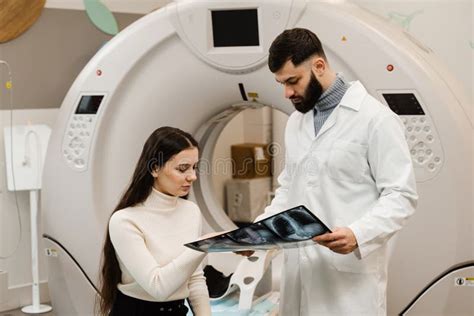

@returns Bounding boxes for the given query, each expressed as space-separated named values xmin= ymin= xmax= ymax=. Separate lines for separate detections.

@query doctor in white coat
xmin=255 ymin=28 xmax=418 ymax=315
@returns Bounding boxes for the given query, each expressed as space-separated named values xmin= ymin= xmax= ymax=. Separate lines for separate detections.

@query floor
xmin=1 ymin=307 xmax=54 ymax=316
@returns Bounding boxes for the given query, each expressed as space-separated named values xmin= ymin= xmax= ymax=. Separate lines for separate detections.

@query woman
xmin=98 ymin=126 xmax=211 ymax=316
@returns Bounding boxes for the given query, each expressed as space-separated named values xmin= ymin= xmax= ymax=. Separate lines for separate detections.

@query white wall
xmin=0 ymin=109 xmax=58 ymax=311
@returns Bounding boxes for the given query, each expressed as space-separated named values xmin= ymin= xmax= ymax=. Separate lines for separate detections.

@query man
xmin=256 ymin=28 xmax=418 ymax=315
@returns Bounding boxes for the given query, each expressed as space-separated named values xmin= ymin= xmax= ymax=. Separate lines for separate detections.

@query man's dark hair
xmin=268 ymin=28 xmax=327 ymax=73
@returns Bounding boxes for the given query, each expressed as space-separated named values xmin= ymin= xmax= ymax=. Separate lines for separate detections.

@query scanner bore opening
xmin=193 ymin=102 xmax=288 ymax=231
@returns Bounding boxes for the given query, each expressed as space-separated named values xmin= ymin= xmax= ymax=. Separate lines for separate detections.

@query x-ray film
xmin=185 ymin=205 xmax=331 ymax=253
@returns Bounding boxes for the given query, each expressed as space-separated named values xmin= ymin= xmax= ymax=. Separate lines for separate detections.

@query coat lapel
xmin=315 ymin=106 xmax=339 ymax=140
xmin=302 ymin=110 xmax=316 ymax=140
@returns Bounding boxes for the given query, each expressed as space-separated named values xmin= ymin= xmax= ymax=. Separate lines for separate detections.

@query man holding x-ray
xmin=248 ymin=28 xmax=418 ymax=315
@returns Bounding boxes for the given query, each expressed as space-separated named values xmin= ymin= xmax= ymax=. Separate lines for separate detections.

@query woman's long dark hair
xmin=97 ymin=126 xmax=198 ymax=315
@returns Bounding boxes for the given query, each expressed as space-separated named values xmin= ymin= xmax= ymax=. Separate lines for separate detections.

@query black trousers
xmin=110 ymin=291 xmax=189 ymax=316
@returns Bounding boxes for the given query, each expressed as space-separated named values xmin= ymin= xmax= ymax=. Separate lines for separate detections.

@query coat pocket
xmin=330 ymin=250 xmax=378 ymax=274
xmin=327 ymin=141 xmax=369 ymax=183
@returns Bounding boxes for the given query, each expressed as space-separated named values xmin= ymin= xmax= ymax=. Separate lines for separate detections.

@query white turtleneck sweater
xmin=109 ymin=188 xmax=211 ymax=315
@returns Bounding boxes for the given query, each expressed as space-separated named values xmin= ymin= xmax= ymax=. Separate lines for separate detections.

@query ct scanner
xmin=41 ymin=0 xmax=473 ymax=315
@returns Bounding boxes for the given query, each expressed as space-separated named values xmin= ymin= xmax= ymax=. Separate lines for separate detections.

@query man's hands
xmin=313 ymin=227 xmax=358 ymax=254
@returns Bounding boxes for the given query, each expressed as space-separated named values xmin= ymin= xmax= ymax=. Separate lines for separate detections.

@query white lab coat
xmin=259 ymin=81 xmax=417 ymax=315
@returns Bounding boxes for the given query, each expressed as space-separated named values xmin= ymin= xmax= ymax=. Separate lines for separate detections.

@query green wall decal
xmin=470 ymin=41 xmax=474 ymax=49
xmin=388 ymin=10 xmax=423 ymax=31
xmin=84 ymin=0 xmax=118 ymax=35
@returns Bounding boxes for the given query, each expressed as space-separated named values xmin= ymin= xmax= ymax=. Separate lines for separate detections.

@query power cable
xmin=0 ymin=60 xmax=23 ymax=259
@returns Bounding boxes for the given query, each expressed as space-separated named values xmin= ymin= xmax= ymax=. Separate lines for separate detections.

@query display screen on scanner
xmin=382 ymin=93 xmax=425 ymax=115
xmin=75 ymin=95 xmax=104 ymax=114
xmin=211 ymin=9 xmax=259 ymax=47
xmin=185 ymin=205 xmax=331 ymax=253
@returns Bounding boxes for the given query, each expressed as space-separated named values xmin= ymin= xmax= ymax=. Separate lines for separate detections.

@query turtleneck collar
xmin=314 ymin=73 xmax=349 ymax=112
xmin=142 ymin=187 xmax=178 ymax=210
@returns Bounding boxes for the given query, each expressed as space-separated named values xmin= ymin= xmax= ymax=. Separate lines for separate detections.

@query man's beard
xmin=291 ymin=72 xmax=323 ymax=113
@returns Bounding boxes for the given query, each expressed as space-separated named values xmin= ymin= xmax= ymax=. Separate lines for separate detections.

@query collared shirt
xmin=313 ymin=74 xmax=349 ymax=135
